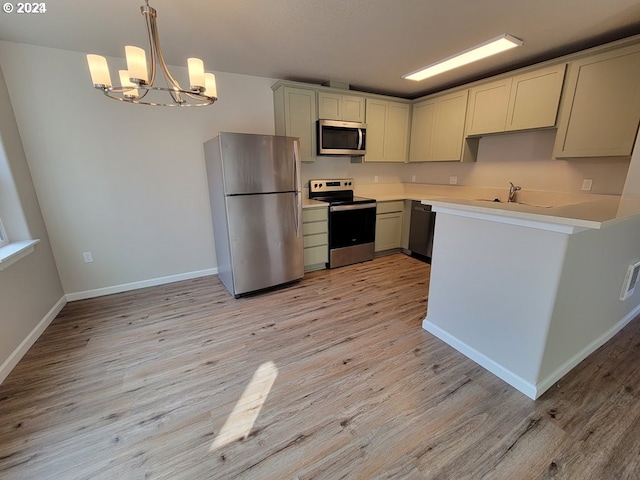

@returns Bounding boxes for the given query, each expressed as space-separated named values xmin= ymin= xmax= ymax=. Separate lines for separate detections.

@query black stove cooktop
xmin=317 ymin=195 xmax=375 ymax=206
xmin=308 ymin=178 xmax=375 ymax=206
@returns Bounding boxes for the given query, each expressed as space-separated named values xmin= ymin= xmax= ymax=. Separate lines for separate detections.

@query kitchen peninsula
xmin=422 ymin=195 xmax=640 ymax=399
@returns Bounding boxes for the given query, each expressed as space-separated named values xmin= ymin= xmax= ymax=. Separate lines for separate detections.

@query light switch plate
xmin=449 ymin=176 xmax=458 ymax=185
xmin=581 ymin=179 xmax=593 ymax=191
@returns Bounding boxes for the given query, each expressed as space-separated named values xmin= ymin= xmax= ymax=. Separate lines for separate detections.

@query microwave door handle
xmin=357 ymin=128 xmax=363 ymax=150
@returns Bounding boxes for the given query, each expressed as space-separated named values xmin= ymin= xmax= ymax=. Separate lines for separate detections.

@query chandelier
xmin=86 ymin=1 xmax=217 ymax=107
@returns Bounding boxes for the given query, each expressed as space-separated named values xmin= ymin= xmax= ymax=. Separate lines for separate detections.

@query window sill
xmin=0 ymin=239 xmax=40 ymax=271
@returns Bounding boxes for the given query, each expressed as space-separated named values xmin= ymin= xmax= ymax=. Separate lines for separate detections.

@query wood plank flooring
xmin=1 ymin=253 xmax=640 ymax=479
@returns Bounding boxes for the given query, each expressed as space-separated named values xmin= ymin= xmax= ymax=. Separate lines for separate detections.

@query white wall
xmin=0 ymin=41 xmax=276 ymax=297
xmin=539 ymin=215 xmax=640 ymax=382
xmin=423 ymin=208 xmax=640 ymax=398
xmin=306 ymin=130 xmax=630 ymax=194
xmin=423 ymin=213 xmax=569 ymax=390
xmin=411 ymin=130 xmax=631 ymax=194
xmin=622 ymin=129 xmax=640 ymax=198
xmin=0 ymin=64 xmax=64 ymax=381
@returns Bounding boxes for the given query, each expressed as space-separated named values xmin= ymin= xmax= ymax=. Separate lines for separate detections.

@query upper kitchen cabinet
xmin=506 ymin=64 xmax=566 ymax=131
xmin=466 ymin=78 xmax=512 ymax=135
xmin=365 ymin=99 xmax=411 ymax=162
xmin=553 ymin=44 xmax=640 ymax=158
xmin=273 ymin=84 xmax=317 ymax=162
xmin=409 ymin=89 xmax=472 ymax=162
xmin=317 ymin=92 xmax=366 ymax=122
xmin=466 ymin=64 xmax=566 ymax=136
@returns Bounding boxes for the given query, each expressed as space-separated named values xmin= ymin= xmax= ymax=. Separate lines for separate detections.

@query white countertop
xmin=424 ymin=196 xmax=640 ymax=231
xmin=303 ymin=183 xmax=640 ymax=229
xmin=302 ymin=197 xmax=328 ymax=209
xmin=351 ymin=183 xmax=640 ymax=231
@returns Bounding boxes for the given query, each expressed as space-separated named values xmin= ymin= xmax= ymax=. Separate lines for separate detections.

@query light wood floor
xmin=1 ymin=254 xmax=639 ymax=479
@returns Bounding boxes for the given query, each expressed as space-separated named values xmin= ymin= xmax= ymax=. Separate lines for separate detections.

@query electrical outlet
xmin=83 ymin=251 xmax=94 ymax=263
xmin=374 ymin=176 xmax=379 ymax=183
xmin=449 ymin=176 xmax=458 ymax=185
xmin=411 ymin=175 xmax=416 ymax=183
xmin=581 ymin=179 xmax=593 ymax=191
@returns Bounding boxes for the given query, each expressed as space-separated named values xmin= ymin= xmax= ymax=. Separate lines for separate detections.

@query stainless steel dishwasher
xmin=408 ymin=201 xmax=435 ymax=262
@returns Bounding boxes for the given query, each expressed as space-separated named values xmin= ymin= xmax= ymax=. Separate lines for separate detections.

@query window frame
xmin=0 ymin=216 xmax=8 ymax=247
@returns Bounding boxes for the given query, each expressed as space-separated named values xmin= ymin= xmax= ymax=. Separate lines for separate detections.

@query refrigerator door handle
xmin=293 ymin=140 xmax=302 ymax=238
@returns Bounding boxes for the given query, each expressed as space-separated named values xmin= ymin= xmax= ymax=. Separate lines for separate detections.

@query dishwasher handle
xmin=412 ymin=202 xmax=432 ymax=212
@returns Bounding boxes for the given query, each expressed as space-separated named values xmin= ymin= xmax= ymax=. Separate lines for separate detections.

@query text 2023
xmin=17 ymin=3 xmax=46 ymax=13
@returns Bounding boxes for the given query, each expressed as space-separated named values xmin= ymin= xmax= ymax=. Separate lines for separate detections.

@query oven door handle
xmin=330 ymin=203 xmax=377 ymax=212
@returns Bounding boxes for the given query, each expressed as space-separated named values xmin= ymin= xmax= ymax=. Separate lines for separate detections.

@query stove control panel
xmin=309 ymin=178 xmax=354 ymax=193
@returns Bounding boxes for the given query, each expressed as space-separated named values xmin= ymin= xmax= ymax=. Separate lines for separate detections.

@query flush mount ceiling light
xmin=86 ymin=0 xmax=217 ymax=107
xmin=403 ymin=33 xmax=523 ymax=82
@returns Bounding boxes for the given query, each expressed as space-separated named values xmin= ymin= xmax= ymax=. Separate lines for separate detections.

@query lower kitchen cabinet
xmin=302 ymin=207 xmax=328 ymax=271
xmin=375 ymin=200 xmax=404 ymax=252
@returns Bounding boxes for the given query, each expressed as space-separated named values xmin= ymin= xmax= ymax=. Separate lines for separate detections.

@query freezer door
xmin=219 ymin=132 xmax=300 ymax=195
xmin=226 ymin=192 xmax=303 ymax=296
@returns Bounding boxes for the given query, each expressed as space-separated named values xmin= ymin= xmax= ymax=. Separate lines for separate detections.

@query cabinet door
xmin=283 ymin=87 xmax=317 ymax=162
xmin=365 ymin=99 xmax=410 ymax=162
xmin=409 ymin=100 xmax=436 ymax=162
xmin=432 ymin=90 xmax=469 ymax=161
xmin=364 ymin=99 xmax=388 ymax=161
xmin=554 ymin=46 xmax=640 ymax=158
xmin=317 ymin=92 xmax=342 ymax=120
xmin=506 ymin=64 xmax=566 ymax=131
xmin=342 ymin=95 xmax=366 ymax=122
xmin=375 ymin=212 xmax=403 ymax=251
xmin=466 ymin=78 xmax=512 ymax=135
xmin=385 ymin=103 xmax=410 ymax=161
xmin=317 ymin=93 xmax=365 ymax=122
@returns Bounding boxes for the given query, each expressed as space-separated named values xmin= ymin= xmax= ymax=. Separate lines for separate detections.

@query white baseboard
xmin=535 ymin=303 xmax=640 ymax=396
xmin=65 ymin=268 xmax=218 ymax=301
xmin=0 ymin=295 xmax=67 ymax=385
xmin=424 ymin=303 xmax=640 ymax=400
xmin=422 ymin=319 xmax=538 ymax=400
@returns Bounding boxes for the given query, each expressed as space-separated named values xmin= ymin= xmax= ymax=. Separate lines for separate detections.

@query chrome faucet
xmin=508 ymin=182 xmax=521 ymax=203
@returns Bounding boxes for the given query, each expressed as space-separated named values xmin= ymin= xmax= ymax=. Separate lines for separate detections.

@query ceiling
xmin=1 ymin=0 xmax=640 ymax=99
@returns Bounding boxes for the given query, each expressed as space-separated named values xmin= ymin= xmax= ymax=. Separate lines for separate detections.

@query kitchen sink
xmin=474 ymin=198 xmax=555 ymax=208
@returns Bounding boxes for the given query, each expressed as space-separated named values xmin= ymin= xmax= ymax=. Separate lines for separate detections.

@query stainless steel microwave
xmin=317 ymin=119 xmax=366 ymax=155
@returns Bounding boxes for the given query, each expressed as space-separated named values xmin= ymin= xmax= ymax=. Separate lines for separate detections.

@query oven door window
xmin=329 ymin=207 xmax=376 ymax=248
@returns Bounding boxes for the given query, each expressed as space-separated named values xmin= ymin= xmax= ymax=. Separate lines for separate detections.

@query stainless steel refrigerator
xmin=204 ymin=132 xmax=303 ymax=297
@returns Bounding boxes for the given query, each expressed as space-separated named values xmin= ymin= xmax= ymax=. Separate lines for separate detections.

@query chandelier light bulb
xmin=204 ymin=73 xmax=218 ymax=99
xmin=188 ymin=58 xmax=206 ymax=91
xmin=125 ymin=46 xmax=148 ymax=84
xmin=119 ymin=70 xmax=139 ymax=98
xmin=87 ymin=54 xmax=112 ymax=88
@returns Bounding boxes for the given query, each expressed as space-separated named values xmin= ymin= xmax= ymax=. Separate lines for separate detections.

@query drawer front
xmin=303 ymin=221 xmax=328 ymax=236
xmin=376 ymin=200 xmax=404 ymax=214
xmin=303 ymin=207 xmax=328 ymax=222
xmin=303 ymin=232 xmax=328 ymax=248
xmin=304 ymin=245 xmax=328 ymax=265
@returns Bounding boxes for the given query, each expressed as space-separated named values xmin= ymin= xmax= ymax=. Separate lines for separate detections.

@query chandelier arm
xmin=102 ymin=86 xmax=214 ymax=107
xmin=142 ymin=4 xmax=157 ymax=88
xmin=148 ymin=10 xmax=186 ymax=103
